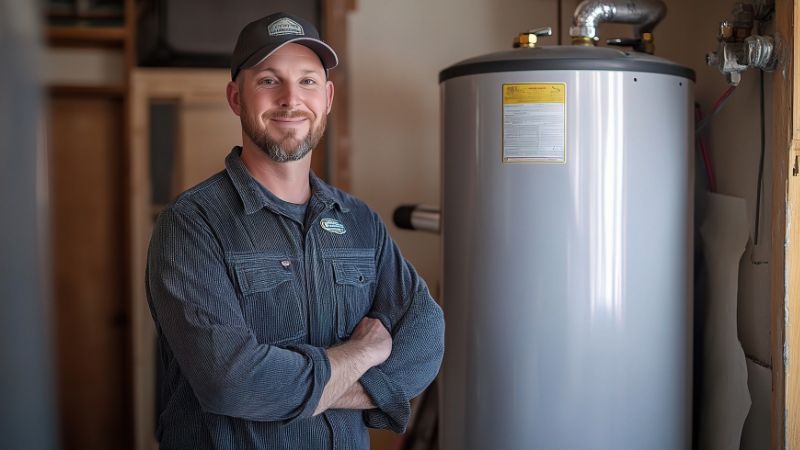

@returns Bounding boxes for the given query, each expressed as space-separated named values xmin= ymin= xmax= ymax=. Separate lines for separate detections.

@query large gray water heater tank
xmin=439 ymin=45 xmax=695 ymax=450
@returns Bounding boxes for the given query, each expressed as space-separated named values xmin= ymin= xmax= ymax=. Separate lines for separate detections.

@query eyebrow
xmin=252 ymin=68 xmax=323 ymax=77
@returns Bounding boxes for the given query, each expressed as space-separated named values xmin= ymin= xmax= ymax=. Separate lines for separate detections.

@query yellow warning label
xmin=502 ymin=82 xmax=567 ymax=163
xmin=503 ymin=83 xmax=566 ymax=104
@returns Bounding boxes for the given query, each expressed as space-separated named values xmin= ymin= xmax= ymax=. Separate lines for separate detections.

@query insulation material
xmin=698 ymin=193 xmax=752 ymax=450
xmin=737 ymin=248 xmax=771 ymax=364
xmin=739 ymin=359 xmax=771 ymax=449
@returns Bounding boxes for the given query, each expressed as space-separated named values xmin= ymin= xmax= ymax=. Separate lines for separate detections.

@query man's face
xmin=232 ymin=43 xmax=334 ymax=162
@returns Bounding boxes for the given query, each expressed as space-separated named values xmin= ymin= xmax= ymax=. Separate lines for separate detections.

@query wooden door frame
xmin=774 ymin=0 xmax=799 ymax=448
xmin=322 ymin=0 xmax=356 ymax=190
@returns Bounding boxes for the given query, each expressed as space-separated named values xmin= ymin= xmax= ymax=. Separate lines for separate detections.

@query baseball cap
xmin=231 ymin=12 xmax=339 ymax=81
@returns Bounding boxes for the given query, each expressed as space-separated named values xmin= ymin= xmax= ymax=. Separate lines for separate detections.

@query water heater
xmin=438 ymin=38 xmax=695 ymax=450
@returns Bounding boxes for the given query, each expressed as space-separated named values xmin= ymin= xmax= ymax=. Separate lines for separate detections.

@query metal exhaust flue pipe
xmin=570 ymin=0 xmax=666 ymax=51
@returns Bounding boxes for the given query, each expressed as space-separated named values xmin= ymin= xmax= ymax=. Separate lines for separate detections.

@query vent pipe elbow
xmin=570 ymin=0 xmax=666 ymax=44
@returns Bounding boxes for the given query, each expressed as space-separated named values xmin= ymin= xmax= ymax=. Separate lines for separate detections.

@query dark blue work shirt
xmin=146 ymin=147 xmax=445 ymax=450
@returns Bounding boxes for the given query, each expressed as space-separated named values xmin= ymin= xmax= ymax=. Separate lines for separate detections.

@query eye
xmin=257 ymin=77 xmax=277 ymax=86
xmin=300 ymin=78 xmax=318 ymax=86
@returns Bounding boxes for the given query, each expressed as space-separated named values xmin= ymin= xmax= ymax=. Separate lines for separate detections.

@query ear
xmin=325 ymin=80 xmax=335 ymax=114
xmin=226 ymin=80 xmax=242 ymax=116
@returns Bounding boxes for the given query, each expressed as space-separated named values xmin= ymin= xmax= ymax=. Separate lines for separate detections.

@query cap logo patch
xmin=320 ymin=218 xmax=346 ymax=235
xmin=267 ymin=18 xmax=304 ymax=36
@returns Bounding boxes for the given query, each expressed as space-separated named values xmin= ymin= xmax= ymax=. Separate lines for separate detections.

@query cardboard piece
xmin=697 ymin=193 xmax=752 ymax=450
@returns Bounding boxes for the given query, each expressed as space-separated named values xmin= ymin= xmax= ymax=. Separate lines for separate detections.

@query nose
xmin=277 ymin=83 xmax=301 ymax=109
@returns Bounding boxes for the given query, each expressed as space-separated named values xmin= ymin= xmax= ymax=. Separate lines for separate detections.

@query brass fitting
xmin=571 ymin=35 xmax=595 ymax=46
xmin=513 ymin=27 xmax=552 ymax=49
xmin=641 ymin=32 xmax=655 ymax=54
xmin=514 ymin=32 xmax=539 ymax=48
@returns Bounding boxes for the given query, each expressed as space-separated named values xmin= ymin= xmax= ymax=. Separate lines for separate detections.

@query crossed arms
xmin=314 ymin=317 xmax=391 ymax=414
xmin=146 ymin=205 xmax=444 ymax=431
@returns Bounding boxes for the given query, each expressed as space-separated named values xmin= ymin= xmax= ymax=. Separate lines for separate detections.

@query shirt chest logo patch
xmin=320 ymin=218 xmax=346 ymax=235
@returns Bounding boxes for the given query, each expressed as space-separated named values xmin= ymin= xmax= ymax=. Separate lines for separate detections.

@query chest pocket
xmin=327 ymin=249 xmax=376 ymax=340
xmin=227 ymin=253 xmax=305 ymax=345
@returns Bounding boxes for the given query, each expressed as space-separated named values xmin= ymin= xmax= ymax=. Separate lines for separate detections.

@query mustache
xmin=264 ymin=110 xmax=314 ymax=120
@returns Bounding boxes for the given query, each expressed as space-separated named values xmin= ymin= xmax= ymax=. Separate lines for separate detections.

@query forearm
xmin=329 ymin=381 xmax=375 ymax=410
xmin=314 ymin=317 xmax=391 ymax=415
xmin=360 ymin=287 xmax=445 ymax=431
xmin=314 ymin=343 xmax=372 ymax=416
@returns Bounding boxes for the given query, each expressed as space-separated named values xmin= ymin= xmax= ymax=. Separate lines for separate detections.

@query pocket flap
xmin=237 ymin=266 xmax=293 ymax=295
xmin=227 ymin=253 xmax=296 ymax=295
xmin=332 ymin=260 xmax=376 ymax=286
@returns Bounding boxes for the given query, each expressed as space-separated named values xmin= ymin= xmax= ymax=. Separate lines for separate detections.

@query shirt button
xmin=281 ymin=260 xmax=291 ymax=268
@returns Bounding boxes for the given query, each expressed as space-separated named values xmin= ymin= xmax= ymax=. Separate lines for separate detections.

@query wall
xmin=348 ymin=0 xmax=774 ymax=448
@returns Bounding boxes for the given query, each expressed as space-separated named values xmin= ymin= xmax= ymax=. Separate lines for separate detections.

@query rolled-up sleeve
xmin=360 ymin=213 xmax=445 ymax=432
xmin=146 ymin=205 xmax=330 ymax=422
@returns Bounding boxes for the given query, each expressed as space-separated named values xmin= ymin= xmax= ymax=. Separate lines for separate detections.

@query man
xmin=145 ymin=11 xmax=445 ymax=450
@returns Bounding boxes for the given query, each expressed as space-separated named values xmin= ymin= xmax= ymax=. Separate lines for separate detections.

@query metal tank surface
xmin=439 ymin=45 xmax=695 ymax=450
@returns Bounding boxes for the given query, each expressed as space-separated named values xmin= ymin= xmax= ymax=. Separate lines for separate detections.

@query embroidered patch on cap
xmin=320 ymin=218 xmax=346 ymax=235
xmin=267 ymin=18 xmax=304 ymax=36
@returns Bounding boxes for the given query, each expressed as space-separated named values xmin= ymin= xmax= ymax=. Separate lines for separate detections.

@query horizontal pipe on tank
xmin=393 ymin=204 xmax=440 ymax=233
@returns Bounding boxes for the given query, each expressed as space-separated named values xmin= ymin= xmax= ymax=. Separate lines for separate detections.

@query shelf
xmin=48 ymin=84 xmax=126 ymax=98
xmin=47 ymin=26 xmax=128 ymax=47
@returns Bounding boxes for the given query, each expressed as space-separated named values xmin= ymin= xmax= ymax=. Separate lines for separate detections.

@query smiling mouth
xmin=267 ymin=110 xmax=313 ymax=121
xmin=271 ymin=117 xmax=308 ymax=124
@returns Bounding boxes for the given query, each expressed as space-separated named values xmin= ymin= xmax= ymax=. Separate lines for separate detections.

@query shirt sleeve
xmin=359 ymin=211 xmax=445 ymax=432
xmin=146 ymin=205 xmax=330 ymax=423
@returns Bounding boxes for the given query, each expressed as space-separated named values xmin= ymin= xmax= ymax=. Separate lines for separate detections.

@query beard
xmin=240 ymin=102 xmax=327 ymax=163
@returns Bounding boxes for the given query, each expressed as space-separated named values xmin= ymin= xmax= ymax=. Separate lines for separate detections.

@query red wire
xmin=694 ymin=85 xmax=736 ymax=193
xmin=695 ymin=105 xmax=717 ymax=193
xmin=710 ymin=86 xmax=737 ymax=117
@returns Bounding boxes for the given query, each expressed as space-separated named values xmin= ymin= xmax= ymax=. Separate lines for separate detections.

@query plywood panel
xmin=49 ymin=94 xmax=131 ymax=450
xmin=322 ymin=0 xmax=354 ymax=189
xmin=788 ymin=138 xmax=800 ymax=449
xmin=788 ymin=1 xmax=800 ymax=445
xmin=178 ymin=99 xmax=242 ymax=190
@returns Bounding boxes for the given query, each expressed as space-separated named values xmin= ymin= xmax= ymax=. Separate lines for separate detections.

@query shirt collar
xmin=225 ymin=146 xmax=349 ymax=215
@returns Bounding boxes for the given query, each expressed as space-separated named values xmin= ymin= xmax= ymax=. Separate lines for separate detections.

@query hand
xmin=349 ymin=317 xmax=392 ymax=367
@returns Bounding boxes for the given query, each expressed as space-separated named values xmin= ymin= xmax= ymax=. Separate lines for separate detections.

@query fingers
xmin=352 ymin=317 xmax=387 ymax=338
xmin=350 ymin=317 xmax=392 ymax=366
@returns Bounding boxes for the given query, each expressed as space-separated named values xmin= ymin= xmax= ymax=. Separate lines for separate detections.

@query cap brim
xmin=239 ymin=37 xmax=339 ymax=76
